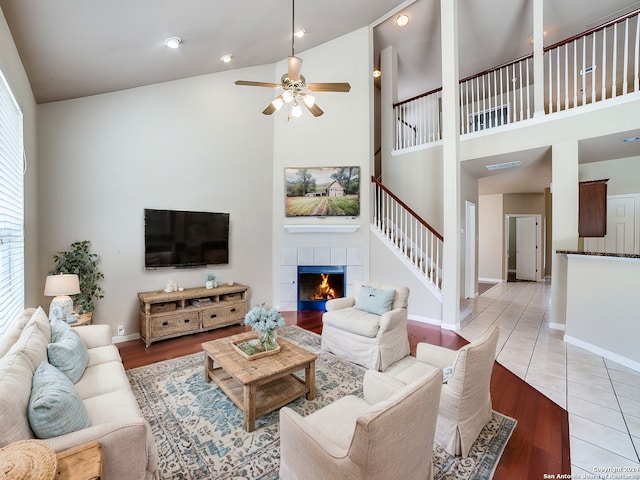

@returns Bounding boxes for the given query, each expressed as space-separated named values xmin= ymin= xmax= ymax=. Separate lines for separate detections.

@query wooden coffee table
xmin=202 ymin=331 xmax=317 ymax=432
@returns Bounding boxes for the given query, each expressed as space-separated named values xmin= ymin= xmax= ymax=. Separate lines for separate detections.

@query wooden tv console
xmin=138 ymin=284 xmax=249 ymax=348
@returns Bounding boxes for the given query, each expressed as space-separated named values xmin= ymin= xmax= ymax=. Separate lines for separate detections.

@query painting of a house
xmin=285 ymin=167 xmax=359 ymax=217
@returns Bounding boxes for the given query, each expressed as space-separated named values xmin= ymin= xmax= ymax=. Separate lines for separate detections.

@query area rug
xmin=127 ymin=326 xmax=516 ymax=479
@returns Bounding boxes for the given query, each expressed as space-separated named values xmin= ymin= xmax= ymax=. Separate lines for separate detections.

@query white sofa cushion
xmin=0 ymin=308 xmax=37 ymax=359
xmin=322 ymin=308 xmax=381 ymax=338
xmin=87 ymin=345 xmax=122 ymax=367
xmin=74 ymin=361 xmax=131 ymax=400
xmin=0 ymin=351 xmax=36 ymax=446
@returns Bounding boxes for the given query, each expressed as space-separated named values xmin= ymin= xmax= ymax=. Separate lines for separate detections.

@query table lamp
xmin=44 ymin=274 xmax=80 ymax=322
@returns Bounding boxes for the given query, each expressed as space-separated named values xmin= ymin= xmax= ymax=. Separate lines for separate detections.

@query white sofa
xmin=321 ymin=281 xmax=410 ymax=371
xmin=0 ymin=307 xmax=158 ymax=479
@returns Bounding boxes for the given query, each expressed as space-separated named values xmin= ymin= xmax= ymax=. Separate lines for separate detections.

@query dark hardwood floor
xmin=117 ymin=311 xmax=570 ymax=479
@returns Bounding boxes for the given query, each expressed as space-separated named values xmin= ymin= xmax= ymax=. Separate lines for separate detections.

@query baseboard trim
xmin=113 ymin=332 xmax=140 ymax=344
xmin=408 ymin=314 xmax=441 ymax=326
xmin=564 ymin=334 xmax=640 ymax=373
xmin=478 ymin=277 xmax=504 ymax=283
xmin=547 ymin=322 xmax=566 ymax=331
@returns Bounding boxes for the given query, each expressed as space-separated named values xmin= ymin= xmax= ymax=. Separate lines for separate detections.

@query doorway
xmin=505 ymin=214 xmax=543 ymax=282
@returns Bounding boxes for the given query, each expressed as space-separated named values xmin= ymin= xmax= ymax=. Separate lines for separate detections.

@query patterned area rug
xmin=127 ymin=326 xmax=515 ymax=479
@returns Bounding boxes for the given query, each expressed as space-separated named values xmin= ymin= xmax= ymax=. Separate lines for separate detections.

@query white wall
xmin=565 ymin=255 xmax=640 ymax=370
xmin=37 ymin=66 xmax=275 ymax=337
xmin=580 ymin=156 xmax=640 ymax=195
xmin=384 ymin=146 xmax=444 ymax=233
xmin=478 ymin=194 xmax=504 ymax=281
xmin=0 ymin=9 xmax=39 ymax=307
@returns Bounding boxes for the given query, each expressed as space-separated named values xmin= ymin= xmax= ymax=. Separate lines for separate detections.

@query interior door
xmin=584 ymin=195 xmax=637 ymax=254
xmin=516 ymin=217 xmax=537 ymax=281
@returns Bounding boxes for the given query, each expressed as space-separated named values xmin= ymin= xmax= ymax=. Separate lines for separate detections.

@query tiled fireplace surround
xmin=279 ymin=247 xmax=364 ymax=312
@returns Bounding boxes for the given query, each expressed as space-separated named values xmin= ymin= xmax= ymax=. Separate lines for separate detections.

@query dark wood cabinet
xmin=578 ymin=179 xmax=608 ymax=237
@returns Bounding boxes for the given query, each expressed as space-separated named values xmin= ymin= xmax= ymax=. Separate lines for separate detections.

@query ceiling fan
xmin=234 ymin=0 xmax=351 ymax=118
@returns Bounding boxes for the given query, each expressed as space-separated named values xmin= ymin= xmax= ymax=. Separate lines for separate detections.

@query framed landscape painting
xmin=285 ymin=167 xmax=360 ymax=217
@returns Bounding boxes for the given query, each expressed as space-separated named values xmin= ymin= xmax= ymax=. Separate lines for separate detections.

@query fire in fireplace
xmin=298 ymin=266 xmax=345 ymax=311
xmin=311 ymin=274 xmax=337 ymax=300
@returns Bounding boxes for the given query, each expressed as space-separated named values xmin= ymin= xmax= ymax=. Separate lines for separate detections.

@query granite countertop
xmin=556 ymin=250 xmax=640 ymax=259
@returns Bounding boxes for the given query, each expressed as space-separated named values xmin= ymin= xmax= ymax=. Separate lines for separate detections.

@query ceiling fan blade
xmin=306 ymin=82 xmax=351 ymax=93
xmin=303 ymin=101 xmax=324 ymax=117
xmin=288 ymin=56 xmax=303 ymax=81
xmin=235 ymin=80 xmax=281 ymax=88
xmin=262 ymin=103 xmax=277 ymax=115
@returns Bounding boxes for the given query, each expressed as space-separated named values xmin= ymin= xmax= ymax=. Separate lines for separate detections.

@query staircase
xmin=371 ymin=177 xmax=444 ymax=300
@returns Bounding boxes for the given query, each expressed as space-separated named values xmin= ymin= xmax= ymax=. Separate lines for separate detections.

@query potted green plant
xmin=50 ymin=240 xmax=104 ymax=318
xmin=205 ymin=273 xmax=217 ymax=289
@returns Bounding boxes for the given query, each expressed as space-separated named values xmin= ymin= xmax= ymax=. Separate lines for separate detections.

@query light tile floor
xmin=459 ymin=280 xmax=640 ymax=478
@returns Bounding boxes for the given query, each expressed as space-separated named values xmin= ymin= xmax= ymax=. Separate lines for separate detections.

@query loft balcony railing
xmin=371 ymin=176 xmax=443 ymax=292
xmin=546 ymin=9 xmax=639 ymax=113
xmin=392 ymin=9 xmax=640 ymax=150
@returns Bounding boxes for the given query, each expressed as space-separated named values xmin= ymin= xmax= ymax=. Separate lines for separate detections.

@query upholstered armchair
xmin=279 ymin=368 xmax=443 ymax=480
xmin=382 ymin=326 xmax=500 ymax=457
xmin=321 ymin=281 xmax=410 ymax=371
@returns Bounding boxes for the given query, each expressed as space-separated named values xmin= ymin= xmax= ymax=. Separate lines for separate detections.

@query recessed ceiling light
xmin=373 ymin=68 xmax=382 ymax=78
xmin=221 ymin=54 xmax=233 ymax=63
xmin=164 ymin=36 xmax=181 ymax=49
xmin=623 ymin=136 xmax=640 ymax=142
xmin=294 ymin=29 xmax=306 ymax=39
xmin=396 ymin=14 xmax=409 ymax=27
xmin=486 ymin=161 xmax=523 ymax=171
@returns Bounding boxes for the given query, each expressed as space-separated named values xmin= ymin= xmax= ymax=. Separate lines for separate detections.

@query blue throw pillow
xmin=355 ymin=286 xmax=396 ymax=315
xmin=28 ymin=361 xmax=90 ymax=439
xmin=47 ymin=327 xmax=88 ymax=384
xmin=50 ymin=318 xmax=71 ymax=343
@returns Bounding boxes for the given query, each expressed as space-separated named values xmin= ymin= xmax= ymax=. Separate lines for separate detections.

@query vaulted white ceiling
xmin=1 ymin=0 xmax=639 ymax=195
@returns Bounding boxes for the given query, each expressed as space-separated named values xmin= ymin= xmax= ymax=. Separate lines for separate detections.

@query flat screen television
xmin=144 ymin=209 xmax=229 ymax=268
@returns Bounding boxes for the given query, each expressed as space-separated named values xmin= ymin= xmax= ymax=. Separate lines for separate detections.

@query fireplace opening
xmin=298 ymin=265 xmax=345 ymax=311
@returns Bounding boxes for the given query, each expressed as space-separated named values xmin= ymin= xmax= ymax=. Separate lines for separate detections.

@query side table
xmin=55 ymin=441 xmax=103 ymax=480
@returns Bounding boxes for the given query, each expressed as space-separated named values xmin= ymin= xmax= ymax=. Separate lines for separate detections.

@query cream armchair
xmin=321 ymin=281 xmax=410 ymax=371
xmin=279 ymin=368 xmax=443 ymax=480
xmin=382 ymin=326 xmax=500 ymax=457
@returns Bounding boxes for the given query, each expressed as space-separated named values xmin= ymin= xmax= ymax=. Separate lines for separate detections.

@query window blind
xmin=0 ymin=70 xmax=24 ymax=335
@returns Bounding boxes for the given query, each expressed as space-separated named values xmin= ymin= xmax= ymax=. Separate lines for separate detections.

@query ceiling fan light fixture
xmin=163 ymin=36 xmax=182 ymax=49
xmin=220 ymin=53 xmax=233 ymax=63
xmin=291 ymin=101 xmax=302 ymax=118
xmin=272 ymin=96 xmax=285 ymax=111
xmin=282 ymin=90 xmax=294 ymax=103
xmin=302 ymin=94 xmax=315 ymax=108
xmin=396 ymin=14 xmax=409 ymax=27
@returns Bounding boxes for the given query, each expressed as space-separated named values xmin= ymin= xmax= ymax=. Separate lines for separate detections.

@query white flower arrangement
xmin=244 ymin=304 xmax=285 ymax=333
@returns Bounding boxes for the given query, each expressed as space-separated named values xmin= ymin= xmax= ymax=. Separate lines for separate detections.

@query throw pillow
xmin=28 ymin=361 xmax=90 ymax=439
xmin=442 ymin=366 xmax=453 ymax=384
xmin=355 ymin=285 xmax=397 ymax=315
xmin=50 ymin=318 xmax=71 ymax=343
xmin=47 ymin=327 xmax=89 ymax=384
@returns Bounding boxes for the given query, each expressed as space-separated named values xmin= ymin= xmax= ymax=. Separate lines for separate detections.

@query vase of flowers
xmin=244 ymin=304 xmax=285 ymax=351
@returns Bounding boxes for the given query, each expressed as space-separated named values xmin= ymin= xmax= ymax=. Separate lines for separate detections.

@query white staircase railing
xmin=394 ymin=88 xmax=443 ymax=149
xmin=371 ymin=177 xmax=443 ymax=293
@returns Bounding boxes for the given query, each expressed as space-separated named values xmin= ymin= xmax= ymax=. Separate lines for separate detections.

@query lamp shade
xmin=44 ymin=274 xmax=80 ymax=296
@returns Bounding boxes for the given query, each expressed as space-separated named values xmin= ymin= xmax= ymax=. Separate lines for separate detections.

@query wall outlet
xmin=117 ymin=325 xmax=125 ymax=336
